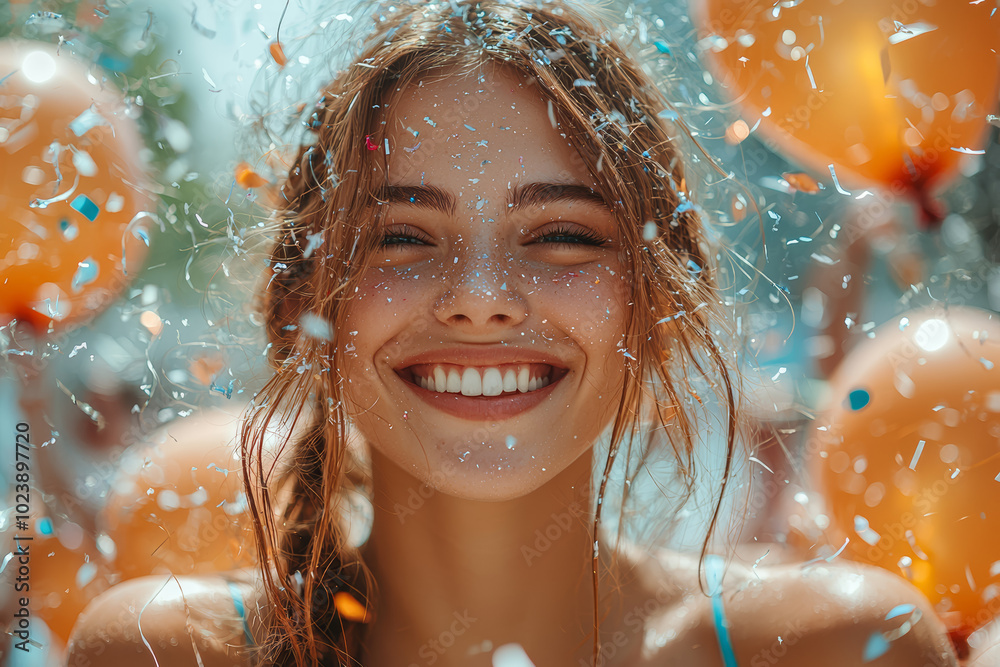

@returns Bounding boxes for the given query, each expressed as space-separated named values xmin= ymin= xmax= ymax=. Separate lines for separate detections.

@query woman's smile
xmin=393 ymin=349 xmax=572 ymax=421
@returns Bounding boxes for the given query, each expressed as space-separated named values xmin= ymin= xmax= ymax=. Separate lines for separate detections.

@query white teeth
xmin=502 ymin=369 xmax=517 ymax=393
xmin=446 ymin=369 xmax=462 ymax=393
xmin=481 ymin=368 xmax=504 ymax=396
xmin=460 ymin=367 xmax=482 ymax=396
xmin=413 ymin=364 xmax=557 ymax=396
xmin=434 ymin=366 xmax=447 ymax=392
xmin=517 ymin=366 xmax=530 ymax=393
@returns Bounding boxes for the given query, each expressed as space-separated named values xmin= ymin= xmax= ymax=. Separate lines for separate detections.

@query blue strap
xmin=705 ymin=554 xmax=738 ymax=667
xmin=227 ymin=579 xmax=255 ymax=648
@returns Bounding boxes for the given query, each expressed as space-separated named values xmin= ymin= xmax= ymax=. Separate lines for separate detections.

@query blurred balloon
xmin=693 ymin=0 xmax=1000 ymax=225
xmin=810 ymin=306 xmax=1000 ymax=640
xmin=0 ymin=40 xmax=153 ymax=330
xmin=1 ymin=514 xmax=114 ymax=646
xmin=98 ymin=411 xmax=256 ymax=580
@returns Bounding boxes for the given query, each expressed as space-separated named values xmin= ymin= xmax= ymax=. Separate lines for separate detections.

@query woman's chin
xmin=374 ymin=442 xmax=590 ymax=503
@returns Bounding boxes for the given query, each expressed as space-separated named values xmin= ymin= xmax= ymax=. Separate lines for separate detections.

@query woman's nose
xmin=433 ymin=249 xmax=528 ymax=331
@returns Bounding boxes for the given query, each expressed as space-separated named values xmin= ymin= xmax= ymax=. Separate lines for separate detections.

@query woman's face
xmin=340 ymin=64 xmax=629 ymax=500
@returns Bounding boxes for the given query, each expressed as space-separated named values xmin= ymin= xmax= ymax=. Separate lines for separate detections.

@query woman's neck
xmin=360 ymin=447 xmax=642 ymax=666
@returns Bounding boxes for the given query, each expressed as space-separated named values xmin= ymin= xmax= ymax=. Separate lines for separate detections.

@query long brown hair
xmin=240 ymin=1 xmax=743 ymax=664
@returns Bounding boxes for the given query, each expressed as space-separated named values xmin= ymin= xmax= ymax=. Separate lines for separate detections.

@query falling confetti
xmin=70 ymin=194 xmax=100 ymax=221
xmin=846 ymin=389 xmax=870 ymax=411
xmin=68 ymin=107 xmax=111 ymax=136
xmin=70 ymin=257 xmax=99 ymax=292
xmin=493 ymin=644 xmax=536 ymax=667
xmin=269 ymin=41 xmax=287 ymax=66
xmin=781 ymin=172 xmax=822 ymax=194
xmin=235 ymin=163 xmax=268 ymax=189
xmin=887 ymin=21 xmax=938 ymax=45
xmin=334 ymin=592 xmax=371 ymax=623
xmin=862 ymin=632 xmax=890 ymax=661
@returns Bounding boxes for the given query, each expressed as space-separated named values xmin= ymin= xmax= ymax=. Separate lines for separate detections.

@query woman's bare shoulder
xmin=65 ymin=571 xmax=259 ymax=667
xmin=633 ymin=547 xmax=958 ymax=667
xmin=722 ymin=558 xmax=958 ymax=666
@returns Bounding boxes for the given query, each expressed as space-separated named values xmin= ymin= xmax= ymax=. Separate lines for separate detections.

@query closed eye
xmin=532 ymin=225 xmax=610 ymax=247
xmin=380 ymin=224 xmax=432 ymax=249
xmin=379 ymin=224 xmax=612 ymax=250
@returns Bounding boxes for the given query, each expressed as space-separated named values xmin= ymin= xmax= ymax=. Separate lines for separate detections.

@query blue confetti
xmin=862 ymin=632 xmax=890 ymax=662
xmin=95 ymin=51 xmax=130 ymax=73
xmin=68 ymin=108 xmax=110 ymax=137
xmin=464 ymin=124 xmax=477 ymax=131
xmin=210 ymin=379 xmax=235 ymax=399
xmin=654 ymin=41 xmax=671 ymax=54
xmin=846 ymin=388 xmax=871 ymax=411
xmin=38 ymin=517 xmax=54 ymax=536
xmin=71 ymin=257 xmax=99 ymax=292
xmin=59 ymin=219 xmax=78 ymax=241
xmin=885 ymin=604 xmax=916 ymax=621
xmin=70 ymin=194 xmax=100 ymax=222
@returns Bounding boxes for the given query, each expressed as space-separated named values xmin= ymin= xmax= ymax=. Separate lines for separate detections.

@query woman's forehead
xmin=379 ymin=64 xmax=600 ymax=193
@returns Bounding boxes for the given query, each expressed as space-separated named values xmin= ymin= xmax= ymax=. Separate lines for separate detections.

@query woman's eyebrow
xmin=507 ymin=182 xmax=611 ymax=212
xmin=376 ymin=181 xmax=611 ymax=214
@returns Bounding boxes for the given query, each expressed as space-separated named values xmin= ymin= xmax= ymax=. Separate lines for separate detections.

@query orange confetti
xmin=724 ymin=119 xmax=750 ymax=145
xmin=139 ymin=310 xmax=162 ymax=336
xmin=269 ymin=41 xmax=287 ymax=67
xmin=731 ymin=193 xmax=747 ymax=222
xmin=688 ymin=387 xmax=704 ymax=406
xmin=189 ymin=354 xmax=225 ymax=386
xmin=235 ymin=162 xmax=269 ymax=189
xmin=782 ymin=172 xmax=822 ymax=194
xmin=333 ymin=592 xmax=371 ymax=623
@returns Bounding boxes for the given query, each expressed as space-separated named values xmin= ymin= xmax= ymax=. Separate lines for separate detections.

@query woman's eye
xmin=380 ymin=224 xmax=431 ymax=249
xmin=533 ymin=225 xmax=609 ymax=247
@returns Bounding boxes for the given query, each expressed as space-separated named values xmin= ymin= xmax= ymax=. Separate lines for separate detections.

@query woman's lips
xmin=395 ymin=367 xmax=568 ymax=421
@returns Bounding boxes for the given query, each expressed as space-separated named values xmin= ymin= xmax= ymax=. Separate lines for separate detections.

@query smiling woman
xmin=240 ymin=5 xmax=740 ymax=661
xmin=64 ymin=1 xmax=963 ymax=666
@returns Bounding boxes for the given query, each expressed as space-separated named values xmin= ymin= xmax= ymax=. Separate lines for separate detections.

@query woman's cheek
xmin=341 ymin=267 xmax=434 ymax=377
xmin=541 ymin=263 xmax=628 ymax=341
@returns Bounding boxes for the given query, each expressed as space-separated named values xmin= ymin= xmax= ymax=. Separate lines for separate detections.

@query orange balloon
xmin=810 ymin=306 xmax=1000 ymax=637
xmin=693 ymin=0 xmax=1000 ymax=221
xmin=0 ymin=40 xmax=153 ymax=330
xmin=2 ymin=518 xmax=114 ymax=645
xmin=98 ymin=412 xmax=256 ymax=580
